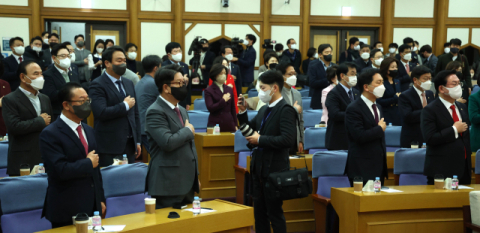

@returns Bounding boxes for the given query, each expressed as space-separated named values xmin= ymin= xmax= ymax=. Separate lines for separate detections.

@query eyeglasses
xmin=70 ymin=98 xmax=91 ymax=105
xmin=170 ymin=81 xmax=186 ymax=86
xmin=57 ymin=54 xmax=72 ymax=59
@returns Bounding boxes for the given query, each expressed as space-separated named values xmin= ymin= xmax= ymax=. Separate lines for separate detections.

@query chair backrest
xmin=193 ymin=99 xmax=207 ymax=111
xmin=234 ymin=130 xmax=250 ymax=152
xmin=0 ymin=174 xmax=48 ymax=214
xmin=304 ymin=127 xmax=327 ymax=150
xmin=0 ymin=142 xmax=8 ymax=168
xmin=247 ymin=110 xmax=258 ymax=121
xmin=187 ymin=110 xmax=210 ymax=130
xmin=385 ymin=126 xmax=402 ymax=147
xmin=475 ymin=149 xmax=480 ymax=175
xmin=101 ymin=163 xmax=148 ymax=198
xmin=299 ymin=89 xmax=309 ymax=97
xmin=248 ymin=89 xmax=258 ymax=98
xmin=303 ymin=110 xmax=323 ymax=128
xmin=393 ymin=148 xmax=426 ymax=175
xmin=302 ymin=97 xmax=312 ymax=111
xmin=473 ymin=85 xmax=480 ymax=95
xmin=105 ymin=193 xmax=150 ymax=218
xmin=312 ymin=151 xmax=348 ymax=178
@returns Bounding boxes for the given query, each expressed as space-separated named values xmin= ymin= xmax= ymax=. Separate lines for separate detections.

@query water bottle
xmin=214 ymin=124 xmax=220 ymax=135
xmin=388 ymin=123 xmax=392 ymax=127
xmin=92 ymin=211 xmax=101 ymax=229
xmin=122 ymin=154 xmax=128 ymax=165
xmin=193 ymin=196 xmax=201 ymax=214
xmin=4 ymin=133 xmax=8 ymax=141
xmin=451 ymin=175 xmax=459 ymax=190
xmin=374 ymin=177 xmax=381 ymax=193
xmin=37 ymin=163 xmax=45 ymax=174
xmin=422 ymin=143 xmax=426 ymax=148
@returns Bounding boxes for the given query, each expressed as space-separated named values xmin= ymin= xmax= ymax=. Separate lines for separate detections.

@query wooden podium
xmin=194 ymin=133 xmax=236 ymax=199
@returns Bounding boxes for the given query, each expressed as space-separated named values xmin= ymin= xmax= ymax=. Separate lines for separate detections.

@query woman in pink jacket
xmin=320 ymin=66 xmax=338 ymax=125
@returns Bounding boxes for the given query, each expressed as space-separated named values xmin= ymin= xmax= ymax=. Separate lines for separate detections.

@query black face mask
xmin=170 ymin=85 xmax=188 ymax=102
xmin=456 ymin=71 xmax=463 ymax=81
xmin=451 ymin=47 xmax=459 ymax=54
xmin=323 ymin=55 xmax=332 ymax=62
xmin=389 ymin=69 xmax=398 ymax=78
xmin=112 ymin=63 xmax=127 ymax=76
xmin=269 ymin=63 xmax=277 ymax=70
xmin=201 ymin=47 xmax=208 ymax=52
xmin=77 ymin=41 xmax=85 ymax=47
xmin=71 ymin=101 xmax=91 ymax=119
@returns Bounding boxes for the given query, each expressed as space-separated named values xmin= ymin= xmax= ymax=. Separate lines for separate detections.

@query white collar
xmin=439 ymin=96 xmax=456 ymax=109
xmin=361 ymin=94 xmax=376 ymax=106
xmin=400 ymin=60 xmax=408 ymax=66
xmin=19 ymin=86 xmax=38 ymax=97
xmin=54 ymin=63 xmax=68 ymax=75
xmin=12 ymin=53 xmax=22 ymax=60
xmin=105 ymin=71 xmax=122 ymax=84
xmin=413 ymin=85 xmax=424 ymax=95
xmin=268 ymin=96 xmax=283 ymax=108
xmin=60 ymin=113 xmax=82 ymax=133
xmin=340 ymin=82 xmax=352 ymax=93
xmin=158 ymin=95 xmax=178 ymax=110
xmin=76 ymin=47 xmax=84 ymax=51
xmin=94 ymin=53 xmax=102 ymax=58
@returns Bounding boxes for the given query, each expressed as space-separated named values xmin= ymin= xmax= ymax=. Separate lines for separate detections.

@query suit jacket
xmin=41 ymin=48 xmax=53 ymax=69
xmin=73 ymin=48 xmax=93 ymax=89
xmin=423 ymin=54 xmax=438 ymax=74
xmin=40 ymin=118 xmax=105 ymax=222
xmin=230 ymin=62 xmax=242 ymax=96
xmin=325 ymin=84 xmax=360 ymax=150
xmin=237 ymin=46 xmax=256 ymax=83
xmin=135 ymin=74 xmax=159 ymax=136
xmin=435 ymin=53 xmax=472 ymax=88
xmin=2 ymin=55 xmax=21 ymax=91
xmin=90 ymin=72 xmax=141 ymax=154
xmin=399 ymin=87 xmax=434 ymax=148
xmin=0 ymin=80 xmax=11 ymax=136
xmin=377 ymin=79 xmax=402 ymax=126
xmin=397 ymin=60 xmax=417 ymax=91
xmin=41 ymin=65 xmax=81 ymax=117
xmin=308 ymin=59 xmax=335 ymax=109
xmin=345 ymin=97 xmax=387 ymax=181
xmin=338 ymin=49 xmax=359 ymax=64
xmin=353 ymin=57 xmax=372 ymax=74
xmin=161 ymin=60 xmax=192 ymax=107
xmin=282 ymin=49 xmax=302 ymax=74
xmin=238 ymin=99 xmax=297 ymax=179
xmin=199 ymin=51 xmax=215 ymax=79
xmin=281 ymin=87 xmax=305 ymax=151
xmin=23 ymin=48 xmax=47 ymax=70
xmin=396 ymin=51 xmax=420 ymax=64
xmin=2 ymin=88 xmax=52 ymax=175
xmin=421 ymin=98 xmax=471 ymax=179
xmin=204 ymin=83 xmax=237 ymax=132
xmin=145 ymin=97 xmax=199 ymax=196
xmin=469 ymin=91 xmax=480 ymax=152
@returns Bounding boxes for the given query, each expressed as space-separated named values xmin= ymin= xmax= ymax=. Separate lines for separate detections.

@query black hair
xmin=370 ymin=49 xmax=382 ymax=59
xmin=16 ymin=60 xmax=38 ymax=78
xmin=221 ymin=45 xmax=233 ymax=55
xmin=276 ymin=62 xmax=293 ymax=75
xmin=246 ymin=34 xmax=257 ymax=45
xmin=9 ymin=37 xmax=23 ymax=47
xmin=360 ymin=44 xmax=370 ymax=50
xmin=48 ymin=33 xmax=59 ymax=40
xmin=165 ymin=42 xmax=181 ymax=54
xmin=63 ymin=41 xmax=72 ymax=46
xmin=398 ymin=44 xmax=411 ymax=53
xmin=380 ymin=57 xmax=399 ymax=79
xmin=286 ymin=38 xmax=294 ymax=45
xmin=105 ymin=39 xmax=114 ymax=46
xmin=30 ymin=36 xmax=42 ymax=45
xmin=41 ymin=31 xmax=49 ymax=37
xmin=403 ymin=37 xmax=414 ymax=45
xmin=213 ymin=56 xmax=228 ymax=65
xmin=326 ymin=66 xmax=338 ymax=84
xmin=51 ymin=43 xmax=69 ymax=56
xmin=274 ymin=44 xmax=283 ymax=52
xmin=414 ymin=40 xmax=419 ymax=46
xmin=306 ymin=47 xmax=316 ymax=58
xmin=359 ymin=41 xmax=365 ymax=47
xmin=93 ymin=39 xmax=106 ymax=54
xmin=336 ymin=62 xmax=356 ymax=81
xmin=450 ymin=38 xmax=462 ymax=46
xmin=103 ymin=46 xmax=125 ymax=66
xmin=125 ymin=43 xmax=137 ymax=51
xmin=318 ymin=44 xmax=332 ymax=54
xmin=155 ymin=64 xmax=183 ymax=93
xmin=58 ymin=82 xmax=83 ymax=104
xmin=349 ymin=37 xmax=359 ymax=45
xmin=411 ymin=65 xmax=432 ymax=81
xmin=419 ymin=45 xmax=432 ymax=54
xmin=444 ymin=42 xmax=451 ymax=48
xmin=446 ymin=61 xmax=463 ymax=71
xmin=388 ymin=43 xmax=398 ymax=49
xmin=142 ymin=55 xmax=162 ymax=73
xmin=209 ymin=63 xmax=228 ymax=82
xmin=258 ymin=70 xmax=284 ymax=92
xmin=264 ymin=53 xmax=279 ymax=66
xmin=373 ymin=41 xmax=382 ymax=48
xmin=358 ymin=68 xmax=381 ymax=93
xmin=49 ymin=42 xmax=58 ymax=49
xmin=74 ymin=34 xmax=84 ymax=42
xmin=434 ymin=69 xmax=457 ymax=92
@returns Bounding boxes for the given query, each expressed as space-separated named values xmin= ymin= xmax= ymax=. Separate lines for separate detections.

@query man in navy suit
xmin=419 ymin=45 xmax=438 ymax=74
xmin=397 ymin=44 xmax=417 ymax=92
xmin=90 ymin=46 xmax=141 ymax=166
xmin=422 ymin=70 xmax=471 ymax=185
xmin=345 ymin=68 xmax=388 ymax=185
xmin=222 ymin=45 xmax=242 ymax=96
xmin=398 ymin=66 xmax=434 ymax=148
xmin=2 ymin=37 xmax=25 ymax=91
xmin=353 ymin=44 xmax=372 ymax=73
xmin=325 ymin=63 xmax=359 ymax=150
xmin=40 ymin=82 xmax=105 ymax=228
xmin=161 ymin=42 xmax=191 ymax=110
xmin=42 ymin=43 xmax=81 ymax=121
xmin=308 ymin=44 xmax=335 ymax=109
xmin=232 ymin=34 xmax=257 ymax=87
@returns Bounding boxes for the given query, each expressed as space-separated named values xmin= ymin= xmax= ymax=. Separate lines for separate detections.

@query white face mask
xmin=285 ymin=75 xmax=297 ymax=87
xmin=258 ymin=87 xmax=274 ymax=103
xmin=217 ymin=74 xmax=226 ymax=83
xmin=276 ymin=52 xmax=282 ymax=57
xmin=97 ymin=48 xmax=104 ymax=53
xmin=56 ymin=57 xmax=71 ymax=69
xmin=445 ymin=85 xmax=462 ymax=99
xmin=347 ymin=75 xmax=357 ymax=87
xmin=361 ymin=52 xmax=370 ymax=60
xmin=413 ymin=47 xmax=418 ymax=52
xmin=128 ymin=52 xmax=137 ymax=60
xmin=354 ymin=45 xmax=360 ymax=50
xmin=444 ymin=48 xmax=450 ymax=54
xmin=403 ymin=53 xmax=412 ymax=61
xmin=471 ymin=72 xmax=475 ymax=77
xmin=370 ymin=84 xmax=386 ymax=98
xmin=420 ymin=80 xmax=432 ymax=91
xmin=389 ymin=48 xmax=396 ymax=54
xmin=290 ymin=44 xmax=297 ymax=50
xmin=379 ymin=47 xmax=384 ymax=52
xmin=374 ymin=58 xmax=383 ymax=66
xmin=225 ymin=54 xmax=233 ymax=61
xmin=43 ymin=39 xmax=49 ymax=44
xmin=70 ymin=53 xmax=76 ymax=62
xmin=243 ymin=40 xmax=249 ymax=46
xmin=13 ymin=46 xmax=25 ymax=55
xmin=171 ymin=53 xmax=182 ymax=62
xmin=25 ymin=75 xmax=45 ymax=90
xmin=313 ymin=53 xmax=319 ymax=59
xmin=32 ymin=46 xmax=42 ymax=52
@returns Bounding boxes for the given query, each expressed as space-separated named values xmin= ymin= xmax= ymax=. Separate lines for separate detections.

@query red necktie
xmin=174 ymin=107 xmax=184 ymax=127
xmin=18 ymin=57 xmax=22 ymax=63
xmin=450 ymin=105 xmax=466 ymax=159
xmin=76 ymin=125 xmax=89 ymax=156
xmin=406 ymin=64 xmax=410 ymax=73
xmin=372 ymin=104 xmax=379 ymax=124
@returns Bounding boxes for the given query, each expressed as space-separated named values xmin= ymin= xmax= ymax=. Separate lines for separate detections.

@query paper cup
xmin=145 ymin=198 xmax=156 ymax=214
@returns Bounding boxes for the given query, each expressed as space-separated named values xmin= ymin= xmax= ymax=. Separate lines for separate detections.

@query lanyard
xmin=259 ymin=111 xmax=272 ymax=131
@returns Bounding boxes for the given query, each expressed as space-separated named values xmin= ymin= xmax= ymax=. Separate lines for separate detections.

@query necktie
xmin=406 ymin=64 xmax=410 ymax=73
xmin=174 ymin=107 xmax=184 ymax=127
xmin=76 ymin=125 xmax=88 ymax=156
xmin=372 ymin=104 xmax=379 ymax=124
xmin=18 ymin=57 xmax=22 ymax=63
xmin=421 ymin=93 xmax=427 ymax=108
xmin=348 ymin=90 xmax=354 ymax=102
xmin=450 ymin=105 xmax=466 ymax=159
xmin=62 ymin=72 xmax=70 ymax=83
xmin=115 ymin=80 xmax=126 ymax=98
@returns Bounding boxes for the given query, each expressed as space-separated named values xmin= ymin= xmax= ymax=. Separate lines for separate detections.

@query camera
xmin=188 ymin=36 xmax=206 ymax=86
xmin=239 ymin=124 xmax=254 ymax=137
xmin=221 ymin=0 xmax=229 ymax=7
xmin=230 ymin=37 xmax=245 ymax=57
xmin=188 ymin=36 xmax=203 ymax=56
xmin=262 ymin=39 xmax=277 ymax=50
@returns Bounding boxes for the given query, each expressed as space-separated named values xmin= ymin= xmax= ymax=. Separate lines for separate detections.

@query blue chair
xmin=304 ymin=127 xmax=327 ymax=154
xmin=385 ymin=126 xmax=402 ymax=152
xmin=187 ymin=110 xmax=210 ymax=133
xmin=234 ymin=130 xmax=252 ymax=205
xmin=246 ymin=110 xmax=258 ymax=121
xmin=302 ymin=97 xmax=312 ymax=111
xmin=312 ymin=151 xmax=349 ymax=233
xmin=234 ymin=130 xmax=251 ymax=169
xmin=247 ymin=89 xmax=258 ymax=98
xmin=299 ymin=89 xmax=309 ymax=97
xmin=475 ymin=150 xmax=480 ymax=179
xmin=101 ymin=163 xmax=150 ymax=218
xmin=303 ymin=110 xmax=323 ymax=128
xmin=0 ymin=174 xmax=51 ymax=233
xmin=193 ymin=98 xmax=207 ymax=111
xmin=0 ymin=142 xmax=8 ymax=177
xmin=472 ymin=85 xmax=480 ymax=95
xmin=393 ymin=148 xmax=428 ymax=185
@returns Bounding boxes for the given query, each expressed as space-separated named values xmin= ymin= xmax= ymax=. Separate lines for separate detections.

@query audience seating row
xmin=0 ymin=142 xmax=8 ymax=177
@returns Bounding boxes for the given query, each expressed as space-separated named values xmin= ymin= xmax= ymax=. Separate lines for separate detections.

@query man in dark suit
xmin=3 ymin=60 xmax=52 ymax=176
xmin=325 ymin=63 xmax=360 ymax=150
xmin=41 ymin=33 xmax=60 ymax=69
xmin=361 ymin=49 xmax=383 ymax=74
xmin=283 ymin=39 xmax=302 ymax=74
xmin=237 ymin=70 xmax=297 ymax=233
xmin=233 ymin=34 xmax=257 ymax=87
xmin=23 ymin=36 xmax=48 ymax=70
xmin=419 ymin=45 xmax=438 ymax=74
xmin=436 ymin=38 xmax=472 ymax=90
xmin=308 ymin=44 xmax=335 ymax=109
xmin=64 ymin=42 xmax=84 ymax=90
xmin=73 ymin=34 xmax=92 ymax=90
xmin=399 ymin=66 xmax=434 ymax=148
xmin=196 ymin=39 xmax=215 ymax=84
xmin=222 ymin=45 xmax=242 ymax=96
xmin=345 ymin=68 xmax=387 ymax=185
xmin=41 ymin=43 xmax=81 ymax=121
xmin=353 ymin=44 xmax=372 ymax=73
xmin=397 ymin=44 xmax=417 ymax=92
xmin=161 ymin=42 xmax=192 ymax=110
xmin=2 ymin=37 xmax=25 ymax=91
xmin=422 ymin=70 xmax=471 ymax=185
xmin=40 ymin=82 xmax=105 ymax=228
xmin=90 ymin=46 xmax=141 ymax=166
xmin=41 ymin=31 xmax=50 ymax=50
xmin=396 ymin=37 xmax=420 ymax=64
xmin=145 ymin=64 xmax=200 ymax=209
xmin=338 ymin=37 xmax=360 ymax=64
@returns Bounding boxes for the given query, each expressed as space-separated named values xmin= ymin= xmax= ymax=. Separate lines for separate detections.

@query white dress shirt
xmin=60 ymin=113 xmax=88 ymax=145
xmin=158 ymin=95 xmax=193 ymax=134
xmin=19 ymin=86 xmax=41 ymax=116
xmin=12 ymin=54 xmax=23 ymax=63
xmin=400 ymin=60 xmax=409 ymax=70
xmin=413 ymin=85 xmax=426 ymax=106
xmin=54 ymin=64 xmax=68 ymax=78
xmin=360 ymin=94 xmax=380 ymax=120
xmin=439 ymin=96 xmax=462 ymax=139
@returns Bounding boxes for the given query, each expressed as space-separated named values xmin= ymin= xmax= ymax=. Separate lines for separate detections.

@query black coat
xmin=41 ymin=65 xmax=81 ymax=118
xmin=353 ymin=57 xmax=372 ymax=74
xmin=338 ymin=49 xmax=359 ymax=64
xmin=308 ymin=59 xmax=334 ymax=109
xmin=1 ymin=55 xmax=21 ymax=91
xmin=161 ymin=60 xmax=192 ymax=106
xmin=230 ymin=62 xmax=242 ymax=96
xmin=325 ymin=84 xmax=359 ymax=150
xmin=377 ymin=79 xmax=402 ymax=126
xmin=190 ymin=50 xmax=215 ymax=80
xmin=435 ymin=53 xmax=472 ymax=88
xmin=421 ymin=98 xmax=471 ymax=180
xmin=396 ymin=51 xmax=420 ymax=65
xmin=282 ymin=49 xmax=302 ymax=74
xmin=397 ymin=60 xmax=417 ymax=92
xmin=399 ymin=86 xmax=434 ymax=148
xmin=23 ymin=48 xmax=47 ymax=70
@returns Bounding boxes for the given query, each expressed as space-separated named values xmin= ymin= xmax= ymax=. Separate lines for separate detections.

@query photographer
xmin=283 ymin=39 xmax=302 ymax=74
xmin=237 ymin=70 xmax=297 ymax=233
xmin=190 ymin=39 xmax=215 ymax=84
xmin=232 ymin=34 xmax=257 ymax=87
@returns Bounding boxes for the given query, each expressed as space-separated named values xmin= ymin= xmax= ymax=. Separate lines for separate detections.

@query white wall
xmin=271 ymin=0 xmax=300 ymax=15
xmin=394 ymin=0 xmax=434 ymax=18
xmin=449 ymin=0 xmax=480 ymax=18
xmin=43 ymin=0 xmax=127 ymax=10
xmin=185 ymin=24 xmax=222 ymax=63
xmin=311 ymin=0 xmax=381 ymax=17
xmin=0 ymin=17 xmax=29 ymax=56
xmin=50 ymin=22 xmax=86 ymax=48
xmin=472 ymin=28 xmax=480 ymax=48
xmin=225 ymin=24 xmax=261 ymax=67
xmin=185 ymin=0 xmax=261 ymax=14
xmin=141 ymin=22 xmax=171 ymax=59
xmin=0 ymin=0 xmax=28 ymax=6
xmin=141 ymin=0 xmax=171 ymax=12
xmin=446 ymin=28 xmax=469 ymax=45
xmin=393 ymin=28 xmax=433 ymax=47
xmin=271 ymin=25 xmax=300 ymax=51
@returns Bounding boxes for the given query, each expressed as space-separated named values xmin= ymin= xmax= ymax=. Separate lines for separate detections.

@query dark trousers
xmin=252 ymin=176 xmax=287 ymax=233
xmin=141 ymin=135 xmax=150 ymax=154
xmin=152 ymin=184 xmax=195 ymax=209
xmin=427 ymin=160 xmax=471 ymax=185
xmin=99 ymin=138 xmax=136 ymax=167
xmin=51 ymin=221 xmax=71 ymax=229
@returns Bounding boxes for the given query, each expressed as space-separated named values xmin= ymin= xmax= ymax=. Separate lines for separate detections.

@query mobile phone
xmin=239 ymin=95 xmax=245 ymax=106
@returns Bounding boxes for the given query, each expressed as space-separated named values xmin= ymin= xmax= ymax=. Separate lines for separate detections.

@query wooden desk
xmin=331 ymin=185 xmax=480 ymax=233
xmin=194 ymin=133 xmax=236 ymax=199
xmin=37 ymin=200 xmax=253 ymax=233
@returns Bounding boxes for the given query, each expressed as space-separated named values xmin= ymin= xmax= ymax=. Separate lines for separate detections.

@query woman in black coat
xmin=377 ymin=57 xmax=402 ymax=126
